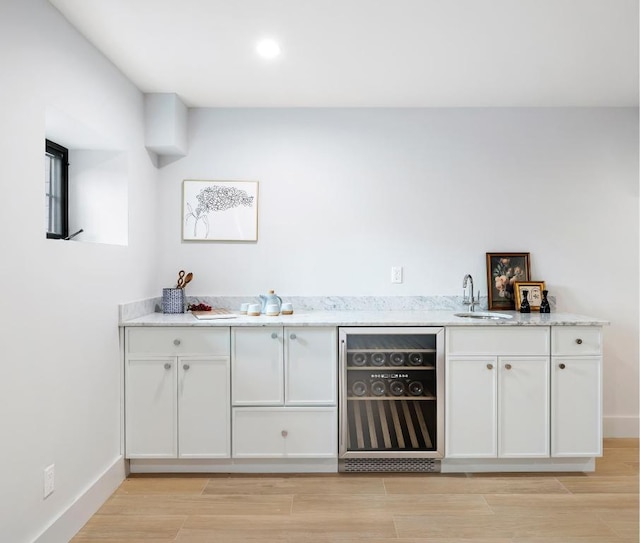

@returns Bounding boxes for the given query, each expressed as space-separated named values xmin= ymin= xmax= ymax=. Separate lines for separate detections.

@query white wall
xmin=0 ymin=1 xmax=159 ymax=541
xmin=158 ymin=107 xmax=639 ymax=436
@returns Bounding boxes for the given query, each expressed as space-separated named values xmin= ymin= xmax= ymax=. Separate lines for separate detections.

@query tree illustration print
xmin=184 ymin=182 xmax=256 ymax=240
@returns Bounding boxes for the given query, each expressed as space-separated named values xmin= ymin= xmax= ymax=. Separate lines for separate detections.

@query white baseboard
xmin=33 ymin=455 xmax=125 ymax=543
xmin=604 ymin=416 xmax=640 ymax=438
xmin=129 ymin=457 xmax=338 ymax=474
xmin=442 ymin=457 xmax=596 ymax=473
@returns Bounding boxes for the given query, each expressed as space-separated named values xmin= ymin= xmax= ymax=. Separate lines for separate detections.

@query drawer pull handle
xmin=575 ymin=338 xmax=583 ymax=345
xmin=505 ymin=363 xmax=512 ymax=370
xmin=281 ymin=430 xmax=288 ymax=438
xmin=290 ymin=333 xmax=297 ymax=340
xmin=486 ymin=363 xmax=494 ymax=370
xmin=173 ymin=339 xmax=181 ymax=346
xmin=559 ymin=363 xmax=566 ymax=369
xmin=183 ymin=364 xmax=190 ymax=370
xmin=164 ymin=363 xmax=172 ymax=370
xmin=271 ymin=332 xmax=278 ymax=339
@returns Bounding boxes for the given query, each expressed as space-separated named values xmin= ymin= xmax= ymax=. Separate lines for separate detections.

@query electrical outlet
xmin=391 ymin=266 xmax=403 ymax=284
xmin=44 ymin=464 xmax=55 ymax=499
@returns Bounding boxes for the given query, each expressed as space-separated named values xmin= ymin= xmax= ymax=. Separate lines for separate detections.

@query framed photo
xmin=486 ymin=252 xmax=531 ymax=310
xmin=182 ymin=180 xmax=258 ymax=241
xmin=514 ymin=281 xmax=546 ymax=311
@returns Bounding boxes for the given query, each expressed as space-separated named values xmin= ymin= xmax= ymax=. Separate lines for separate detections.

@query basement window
xmin=45 ymin=139 xmax=69 ymax=239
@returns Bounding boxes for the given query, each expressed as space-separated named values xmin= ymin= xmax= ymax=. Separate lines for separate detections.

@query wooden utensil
xmin=180 ymin=272 xmax=193 ymax=289
xmin=176 ymin=270 xmax=186 ymax=288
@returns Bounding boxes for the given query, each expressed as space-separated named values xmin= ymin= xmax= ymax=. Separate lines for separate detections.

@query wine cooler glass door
xmin=339 ymin=327 xmax=444 ymax=458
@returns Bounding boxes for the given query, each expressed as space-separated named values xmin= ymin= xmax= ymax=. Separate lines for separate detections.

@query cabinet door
xmin=285 ymin=327 xmax=337 ymax=406
xmin=551 ymin=356 xmax=602 ymax=457
xmin=178 ymin=356 xmax=230 ymax=458
xmin=233 ymin=407 xmax=337 ymax=458
xmin=125 ymin=357 xmax=177 ymax=458
xmin=498 ymin=356 xmax=550 ymax=458
xmin=446 ymin=357 xmax=497 ymax=458
xmin=232 ymin=327 xmax=284 ymax=405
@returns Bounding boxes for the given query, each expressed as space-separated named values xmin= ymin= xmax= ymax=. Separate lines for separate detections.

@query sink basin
xmin=453 ymin=311 xmax=513 ymax=320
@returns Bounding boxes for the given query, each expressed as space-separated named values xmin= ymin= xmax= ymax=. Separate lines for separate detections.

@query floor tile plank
xmin=394 ymin=512 xmax=619 ymax=539
xmin=99 ymin=493 xmax=293 ymax=516
xmin=384 ymin=475 xmax=569 ymax=495
xmin=557 ymin=475 xmax=639 ymax=494
xmin=116 ymin=477 xmax=209 ymax=495
xmin=202 ymin=475 xmax=386 ymax=495
xmin=292 ymin=493 xmax=491 ymax=515
xmin=72 ymin=514 xmax=186 ymax=540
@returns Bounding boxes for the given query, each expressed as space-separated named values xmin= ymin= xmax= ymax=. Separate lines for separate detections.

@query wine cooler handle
xmin=338 ymin=339 xmax=347 ymax=457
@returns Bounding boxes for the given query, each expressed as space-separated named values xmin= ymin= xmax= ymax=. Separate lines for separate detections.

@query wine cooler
xmin=338 ymin=327 xmax=444 ymax=472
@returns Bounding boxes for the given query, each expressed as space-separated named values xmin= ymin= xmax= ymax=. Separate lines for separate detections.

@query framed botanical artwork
xmin=486 ymin=252 xmax=531 ymax=310
xmin=182 ymin=180 xmax=259 ymax=241
xmin=514 ymin=281 xmax=546 ymax=312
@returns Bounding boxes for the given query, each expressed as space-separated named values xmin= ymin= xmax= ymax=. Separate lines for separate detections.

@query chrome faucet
xmin=462 ymin=274 xmax=480 ymax=312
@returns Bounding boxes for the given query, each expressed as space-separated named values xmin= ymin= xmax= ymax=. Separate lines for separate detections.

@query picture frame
xmin=182 ymin=180 xmax=259 ymax=241
xmin=486 ymin=252 xmax=531 ymax=310
xmin=514 ymin=281 xmax=546 ymax=311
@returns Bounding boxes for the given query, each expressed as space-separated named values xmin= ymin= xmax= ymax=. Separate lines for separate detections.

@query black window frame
xmin=45 ymin=139 xmax=69 ymax=239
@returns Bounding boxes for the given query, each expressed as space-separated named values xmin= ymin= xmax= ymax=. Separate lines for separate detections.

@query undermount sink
xmin=453 ymin=311 xmax=513 ymax=320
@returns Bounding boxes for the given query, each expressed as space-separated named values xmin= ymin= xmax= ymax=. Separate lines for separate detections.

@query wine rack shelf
xmin=348 ymin=399 xmax=434 ymax=451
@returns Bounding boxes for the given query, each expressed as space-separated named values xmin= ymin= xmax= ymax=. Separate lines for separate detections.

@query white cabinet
xmin=232 ymin=326 xmax=337 ymax=406
xmin=125 ymin=357 xmax=177 ymax=458
xmin=446 ymin=327 xmax=550 ymax=459
xmin=231 ymin=326 xmax=337 ymax=458
xmin=446 ymin=356 xmax=497 ymax=458
xmin=285 ymin=327 xmax=337 ymax=406
xmin=125 ymin=327 xmax=230 ymax=459
xmin=232 ymin=327 xmax=283 ymax=405
xmin=551 ymin=327 xmax=602 ymax=457
xmin=178 ymin=357 xmax=230 ymax=458
xmin=233 ymin=408 xmax=337 ymax=458
xmin=498 ymin=356 xmax=550 ymax=457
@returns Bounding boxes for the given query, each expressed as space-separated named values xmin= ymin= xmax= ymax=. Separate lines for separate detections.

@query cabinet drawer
xmin=446 ymin=327 xmax=549 ymax=356
xmin=552 ymin=326 xmax=602 ymax=356
xmin=127 ymin=327 xmax=230 ymax=355
xmin=232 ymin=407 xmax=337 ymax=458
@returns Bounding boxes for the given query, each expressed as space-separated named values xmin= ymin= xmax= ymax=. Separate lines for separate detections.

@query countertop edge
xmin=119 ymin=310 xmax=610 ymax=327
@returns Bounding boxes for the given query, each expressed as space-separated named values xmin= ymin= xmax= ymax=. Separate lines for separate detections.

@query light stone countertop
xmin=120 ymin=310 xmax=608 ymax=327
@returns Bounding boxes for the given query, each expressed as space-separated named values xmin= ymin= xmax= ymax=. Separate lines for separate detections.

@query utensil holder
xmin=162 ymin=288 xmax=185 ymax=314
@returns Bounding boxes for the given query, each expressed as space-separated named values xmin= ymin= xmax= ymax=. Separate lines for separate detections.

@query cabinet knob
xmin=486 ymin=363 xmax=494 ymax=370
xmin=173 ymin=339 xmax=181 ymax=346
xmin=271 ymin=332 xmax=278 ymax=339
xmin=505 ymin=363 xmax=512 ymax=370
xmin=281 ymin=430 xmax=288 ymax=438
xmin=164 ymin=363 xmax=172 ymax=370
xmin=290 ymin=333 xmax=297 ymax=340
xmin=559 ymin=363 xmax=566 ymax=369
xmin=183 ymin=364 xmax=190 ymax=370
xmin=575 ymin=338 xmax=583 ymax=345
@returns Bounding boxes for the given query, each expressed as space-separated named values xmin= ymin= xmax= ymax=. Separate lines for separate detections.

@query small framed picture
xmin=486 ymin=252 xmax=531 ymax=310
xmin=514 ymin=281 xmax=546 ymax=311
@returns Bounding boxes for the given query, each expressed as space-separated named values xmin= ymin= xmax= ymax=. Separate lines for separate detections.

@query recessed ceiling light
xmin=256 ymin=38 xmax=281 ymax=60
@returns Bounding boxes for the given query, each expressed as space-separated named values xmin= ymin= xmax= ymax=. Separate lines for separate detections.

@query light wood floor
xmin=72 ymin=438 xmax=639 ymax=543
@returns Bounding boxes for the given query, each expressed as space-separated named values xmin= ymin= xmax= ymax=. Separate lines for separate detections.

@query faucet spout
xmin=462 ymin=274 xmax=479 ymax=312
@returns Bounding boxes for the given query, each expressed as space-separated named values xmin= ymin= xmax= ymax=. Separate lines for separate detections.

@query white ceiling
xmin=48 ymin=0 xmax=639 ymax=107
